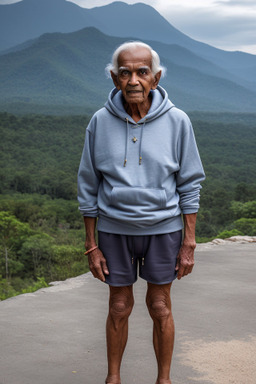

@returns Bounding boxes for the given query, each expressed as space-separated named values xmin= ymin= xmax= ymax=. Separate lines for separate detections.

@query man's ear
xmin=110 ymin=71 xmax=120 ymax=90
xmin=151 ymin=71 xmax=161 ymax=90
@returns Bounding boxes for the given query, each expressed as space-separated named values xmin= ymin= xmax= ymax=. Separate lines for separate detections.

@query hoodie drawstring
xmin=123 ymin=118 xmax=129 ymax=167
xmin=139 ymin=122 xmax=145 ymax=165
xmin=131 ymin=236 xmax=145 ymax=266
xmin=124 ymin=119 xmax=146 ymax=167
xmin=131 ymin=236 xmax=134 ymax=264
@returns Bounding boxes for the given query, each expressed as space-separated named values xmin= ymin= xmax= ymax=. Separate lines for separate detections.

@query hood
xmin=104 ymin=85 xmax=175 ymax=167
xmin=104 ymin=85 xmax=174 ymax=124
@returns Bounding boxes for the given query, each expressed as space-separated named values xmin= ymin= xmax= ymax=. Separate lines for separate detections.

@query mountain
xmin=0 ymin=27 xmax=256 ymax=114
xmin=1 ymin=0 xmax=256 ymax=86
xmin=0 ymin=0 xmax=201 ymax=52
xmin=0 ymin=28 xmax=117 ymax=113
xmin=0 ymin=0 xmax=256 ymax=114
xmin=0 ymin=0 xmax=92 ymax=51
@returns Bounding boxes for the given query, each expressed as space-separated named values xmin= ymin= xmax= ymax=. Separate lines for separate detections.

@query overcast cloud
xmin=1 ymin=0 xmax=255 ymax=54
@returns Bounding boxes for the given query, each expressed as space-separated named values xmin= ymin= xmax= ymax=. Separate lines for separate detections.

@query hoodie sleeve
xmin=176 ymin=118 xmax=205 ymax=214
xmin=77 ymin=121 xmax=101 ymax=217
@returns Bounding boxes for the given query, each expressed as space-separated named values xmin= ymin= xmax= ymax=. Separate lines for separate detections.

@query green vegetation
xmin=0 ymin=195 xmax=88 ymax=300
xmin=192 ymin=114 xmax=256 ymax=239
xmin=0 ymin=112 xmax=255 ymax=299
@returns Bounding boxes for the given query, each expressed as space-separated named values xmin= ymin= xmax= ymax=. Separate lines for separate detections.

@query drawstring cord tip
xmin=139 ymin=156 xmax=142 ymax=165
xmin=123 ymin=159 xmax=127 ymax=167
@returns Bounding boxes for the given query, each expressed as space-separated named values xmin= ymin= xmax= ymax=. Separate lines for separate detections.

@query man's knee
xmin=109 ymin=288 xmax=134 ymax=327
xmin=147 ymin=297 xmax=170 ymax=318
xmin=146 ymin=291 xmax=172 ymax=329
xmin=110 ymin=298 xmax=134 ymax=317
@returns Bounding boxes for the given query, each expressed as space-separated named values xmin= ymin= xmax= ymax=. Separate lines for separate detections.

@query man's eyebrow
xmin=118 ymin=66 xmax=129 ymax=72
xmin=138 ymin=66 xmax=151 ymax=71
xmin=118 ymin=66 xmax=151 ymax=72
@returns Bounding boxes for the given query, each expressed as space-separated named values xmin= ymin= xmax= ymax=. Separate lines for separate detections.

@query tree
xmin=20 ymin=233 xmax=53 ymax=278
xmin=235 ymin=183 xmax=256 ymax=202
xmin=234 ymin=218 xmax=256 ymax=236
xmin=231 ymin=200 xmax=256 ymax=220
xmin=0 ymin=212 xmax=31 ymax=279
xmin=50 ymin=245 xmax=88 ymax=281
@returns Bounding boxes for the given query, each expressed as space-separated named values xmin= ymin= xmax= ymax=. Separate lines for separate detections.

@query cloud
xmin=66 ymin=0 xmax=153 ymax=7
xmin=0 ymin=0 xmax=21 ymax=3
xmin=214 ymin=0 xmax=256 ymax=7
xmin=159 ymin=0 xmax=256 ymax=53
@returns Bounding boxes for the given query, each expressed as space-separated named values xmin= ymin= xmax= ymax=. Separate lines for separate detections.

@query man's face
xmin=111 ymin=47 xmax=161 ymax=106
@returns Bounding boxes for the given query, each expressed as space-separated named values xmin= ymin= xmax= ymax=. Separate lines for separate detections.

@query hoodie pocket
xmin=110 ymin=186 xmax=167 ymax=211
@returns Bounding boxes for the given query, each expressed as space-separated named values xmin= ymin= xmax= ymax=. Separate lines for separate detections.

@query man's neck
xmin=124 ymin=96 xmax=152 ymax=123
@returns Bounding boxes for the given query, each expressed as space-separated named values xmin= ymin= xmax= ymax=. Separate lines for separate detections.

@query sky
xmin=1 ymin=0 xmax=256 ymax=55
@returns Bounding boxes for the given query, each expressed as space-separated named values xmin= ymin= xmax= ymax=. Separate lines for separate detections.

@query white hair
xmin=105 ymin=41 xmax=166 ymax=78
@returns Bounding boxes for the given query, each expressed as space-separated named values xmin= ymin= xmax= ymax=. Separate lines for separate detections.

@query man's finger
xmin=177 ymin=265 xmax=185 ymax=280
xmin=101 ymin=259 xmax=109 ymax=275
xmin=88 ymin=259 xmax=104 ymax=281
xmin=92 ymin=263 xmax=105 ymax=282
xmin=175 ymin=256 xmax=180 ymax=271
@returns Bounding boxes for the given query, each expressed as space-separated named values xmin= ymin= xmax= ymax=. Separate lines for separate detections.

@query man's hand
xmin=175 ymin=213 xmax=197 ymax=280
xmin=175 ymin=242 xmax=196 ymax=280
xmin=87 ymin=247 xmax=109 ymax=282
xmin=83 ymin=217 xmax=109 ymax=282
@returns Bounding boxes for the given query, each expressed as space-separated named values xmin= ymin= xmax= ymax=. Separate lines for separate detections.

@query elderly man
xmin=77 ymin=41 xmax=205 ymax=384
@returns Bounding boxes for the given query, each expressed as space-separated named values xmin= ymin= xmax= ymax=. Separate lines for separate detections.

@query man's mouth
xmin=126 ymin=90 xmax=143 ymax=94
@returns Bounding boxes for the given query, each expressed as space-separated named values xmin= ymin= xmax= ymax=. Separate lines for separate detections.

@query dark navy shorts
xmin=98 ymin=231 xmax=182 ymax=286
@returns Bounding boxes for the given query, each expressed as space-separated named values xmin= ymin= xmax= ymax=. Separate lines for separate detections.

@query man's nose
xmin=128 ymin=72 xmax=139 ymax=85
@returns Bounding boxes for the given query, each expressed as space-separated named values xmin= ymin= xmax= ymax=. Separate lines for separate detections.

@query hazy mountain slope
xmin=0 ymin=0 xmax=94 ymax=51
xmin=0 ymin=28 xmax=116 ymax=110
xmin=86 ymin=2 xmax=256 ymax=84
xmin=0 ymin=0 xmax=194 ymax=52
xmin=0 ymin=27 xmax=256 ymax=114
xmin=88 ymin=1 xmax=194 ymax=46
xmin=152 ymin=43 xmax=256 ymax=93
xmin=1 ymin=0 xmax=255 ymax=86
xmin=162 ymin=57 xmax=256 ymax=112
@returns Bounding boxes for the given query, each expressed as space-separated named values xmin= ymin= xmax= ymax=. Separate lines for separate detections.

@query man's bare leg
xmin=146 ymin=282 xmax=174 ymax=384
xmin=106 ymin=285 xmax=134 ymax=384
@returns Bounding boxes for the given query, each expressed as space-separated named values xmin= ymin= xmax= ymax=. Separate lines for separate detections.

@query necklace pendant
xmin=132 ymin=137 xmax=138 ymax=143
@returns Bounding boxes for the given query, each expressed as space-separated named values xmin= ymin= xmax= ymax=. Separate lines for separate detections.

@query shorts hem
xmin=104 ymin=279 xmax=137 ymax=287
xmin=140 ymin=275 xmax=177 ymax=285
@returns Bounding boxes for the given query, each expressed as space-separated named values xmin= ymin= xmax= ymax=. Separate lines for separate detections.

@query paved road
xmin=0 ymin=242 xmax=255 ymax=384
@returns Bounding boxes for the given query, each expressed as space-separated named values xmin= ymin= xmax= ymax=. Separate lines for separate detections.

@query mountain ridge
xmin=0 ymin=27 xmax=256 ymax=114
xmin=0 ymin=1 xmax=255 ymax=114
xmin=1 ymin=1 xmax=255 ymax=61
xmin=1 ymin=0 xmax=256 ymax=76
xmin=0 ymin=0 xmax=199 ymax=52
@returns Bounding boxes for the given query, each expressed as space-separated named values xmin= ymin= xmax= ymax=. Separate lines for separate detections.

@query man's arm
xmin=175 ymin=213 xmax=197 ymax=280
xmin=83 ymin=217 xmax=109 ymax=282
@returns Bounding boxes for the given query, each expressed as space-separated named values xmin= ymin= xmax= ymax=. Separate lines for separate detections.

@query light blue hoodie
xmin=77 ymin=85 xmax=205 ymax=235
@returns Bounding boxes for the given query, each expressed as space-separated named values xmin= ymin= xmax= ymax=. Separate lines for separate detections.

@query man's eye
xmin=139 ymin=69 xmax=148 ymax=75
xmin=120 ymin=70 xmax=129 ymax=76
